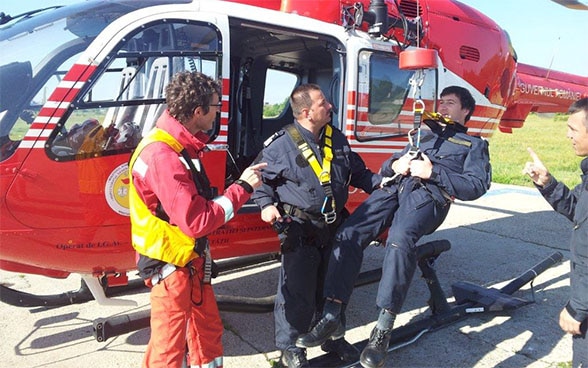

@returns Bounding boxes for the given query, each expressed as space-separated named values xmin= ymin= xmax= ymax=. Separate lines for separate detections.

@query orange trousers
xmin=143 ymin=258 xmax=223 ymax=368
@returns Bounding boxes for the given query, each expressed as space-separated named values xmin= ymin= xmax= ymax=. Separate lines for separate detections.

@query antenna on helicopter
xmin=545 ymin=36 xmax=561 ymax=80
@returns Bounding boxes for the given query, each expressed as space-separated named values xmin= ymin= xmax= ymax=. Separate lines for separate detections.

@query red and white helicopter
xmin=0 ymin=0 xmax=586 ymax=311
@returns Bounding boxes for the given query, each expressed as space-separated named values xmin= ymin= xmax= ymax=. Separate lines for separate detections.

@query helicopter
xmin=0 ymin=0 xmax=587 ymax=311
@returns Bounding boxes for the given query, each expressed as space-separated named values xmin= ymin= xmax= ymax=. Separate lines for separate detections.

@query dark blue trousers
xmin=274 ymin=221 xmax=337 ymax=350
xmin=324 ymin=182 xmax=450 ymax=313
xmin=572 ymin=319 xmax=587 ymax=368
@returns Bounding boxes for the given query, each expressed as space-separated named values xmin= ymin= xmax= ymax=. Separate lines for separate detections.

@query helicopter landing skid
xmin=0 ymin=277 xmax=147 ymax=308
xmin=0 ymin=252 xmax=281 ymax=309
xmin=307 ymin=246 xmax=563 ymax=368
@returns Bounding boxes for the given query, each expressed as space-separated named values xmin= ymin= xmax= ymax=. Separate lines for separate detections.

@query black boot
xmin=359 ymin=326 xmax=392 ymax=368
xmin=281 ymin=347 xmax=309 ymax=368
xmin=321 ymin=337 xmax=360 ymax=363
xmin=295 ymin=314 xmax=342 ymax=348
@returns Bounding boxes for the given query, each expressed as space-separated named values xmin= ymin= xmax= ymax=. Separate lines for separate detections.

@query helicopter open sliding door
xmin=224 ymin=16 xmax=347 ymax=176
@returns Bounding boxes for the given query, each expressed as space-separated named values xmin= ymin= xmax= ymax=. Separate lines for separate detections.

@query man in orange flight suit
xmin=129 ymin=71 xmax=265 ymax=368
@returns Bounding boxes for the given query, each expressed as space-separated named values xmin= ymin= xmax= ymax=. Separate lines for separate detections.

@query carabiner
xmin=321 ymin=196 xmax=337 ymax=224
xmin=413 ymin=99 xmax=425 ymax=114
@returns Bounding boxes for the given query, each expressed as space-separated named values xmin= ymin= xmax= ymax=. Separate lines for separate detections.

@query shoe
xmin=295 ymin=315 xmax=341 ymax=348
xmin=359 ymin=327 xmax=392 ymax=368
xmin=321 ymin=337 xmax=360 ymax=363
xmin=281 ymin=348 xmax=309 ymax=368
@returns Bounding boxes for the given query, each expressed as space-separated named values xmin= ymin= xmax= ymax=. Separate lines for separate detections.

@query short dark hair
xmin=290 ymin=83 xmax=322 ymax=117
xmin=440 ymin=86 xmax=476 ymax=122
xmin=568 ymin=97 xmax=588 ymax=128
xmin=165 ymin=71 xmax=221 ymax=125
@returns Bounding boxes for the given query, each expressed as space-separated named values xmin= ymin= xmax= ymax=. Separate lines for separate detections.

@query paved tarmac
xmin=0 ymin=183 xmax=575 ymax=368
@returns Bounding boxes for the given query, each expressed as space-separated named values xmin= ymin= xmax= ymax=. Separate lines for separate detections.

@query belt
xmin=151 ymin=262 xmax=176 ymax=286
xmin=281 ymin=203 xmax=324 ymax=222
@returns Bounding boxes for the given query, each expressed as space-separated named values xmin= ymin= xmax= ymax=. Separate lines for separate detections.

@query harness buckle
xmin=323 ymin=211 xmax=337 ymax=224
xmin=412 ymin=99 xmax=425 ymax=113
xmin=150 ymin=263 xmax=177 ymax=286
xmin=321 ymin=196 xmax=337 ymax=224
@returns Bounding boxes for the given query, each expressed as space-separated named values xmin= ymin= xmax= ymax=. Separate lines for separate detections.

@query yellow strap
xmin=423 ymin=110 xmax=454 ymax=125
xmin=129 ymin=128 xmax=183 ymax=173
xmin=285 ymin=124 xmax=336 ymax=223
xmin=293 ymin=124 xmax=333 ymax=184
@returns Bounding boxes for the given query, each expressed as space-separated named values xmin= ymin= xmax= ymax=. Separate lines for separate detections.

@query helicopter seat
xmin=134 ymin=57 xmax=169 ymax=136
xmin=103 ymin=65 xmax=145 ymax=130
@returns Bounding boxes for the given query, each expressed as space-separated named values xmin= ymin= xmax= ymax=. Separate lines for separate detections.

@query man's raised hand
xmin=522 ymin=147 xmax=550 ymax=187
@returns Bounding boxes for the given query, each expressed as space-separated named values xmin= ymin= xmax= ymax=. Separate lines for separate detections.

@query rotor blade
xmin=551 ymin=0 xmax=588 ymax=10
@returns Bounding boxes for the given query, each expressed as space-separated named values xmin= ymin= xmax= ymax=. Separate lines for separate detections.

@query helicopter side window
xmin=47 ymin=20 xmax=222 ymax=161
xmin=354 ymin=50 xmax=416 ymax=141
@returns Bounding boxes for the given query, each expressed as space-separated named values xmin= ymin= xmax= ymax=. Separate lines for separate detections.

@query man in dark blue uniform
xmin=252 ymin=83 xmax=382 ymax=368
xmin=296 ymin=86 xmax=492 ymax=368
xmin=523 ymin=97 xmax=588 ymax=368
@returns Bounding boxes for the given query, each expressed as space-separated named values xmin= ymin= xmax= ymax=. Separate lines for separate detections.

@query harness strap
xmin=281 ymin=203 xmax=324 ymax=222
xmin=410 ymin=99 xmax=425 ymax=154
xmin=285 ymin=124 xmax=337 ymax=223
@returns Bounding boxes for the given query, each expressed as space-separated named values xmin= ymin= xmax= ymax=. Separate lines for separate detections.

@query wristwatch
xmin=234 ymin=179 xmax=254 ymax=193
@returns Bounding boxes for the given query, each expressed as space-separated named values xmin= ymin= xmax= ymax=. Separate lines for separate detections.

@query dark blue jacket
xmin=539 ymin=157 xmax=588 ymax=323
xmin=252 ymin=121 xmax=381 ymax=216
xmin=380 ymin=121 xmax=491 ymax=204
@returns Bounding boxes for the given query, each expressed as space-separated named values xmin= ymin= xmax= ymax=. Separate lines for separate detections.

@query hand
xmin=261 ymin=204 xmax=281 ymax=224
xmin=409 ymin=152 xmax=433 ymax=179
xmin=239 ymin=162 xmax=267 ymax=189
xmin=391 ymin=152 xmax=413 ymax=176
xmin=522 ymin=148 xmax=551 ymax=187
xmin=559 ymin=307 xmax=582 ymax=335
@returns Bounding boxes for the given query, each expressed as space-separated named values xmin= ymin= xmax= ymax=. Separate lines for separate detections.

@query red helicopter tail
xmin=500 ymin=63 xmax=588 ymax=132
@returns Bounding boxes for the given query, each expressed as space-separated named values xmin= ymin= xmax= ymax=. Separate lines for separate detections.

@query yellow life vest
xmin=128 ymin=128 xmax=198 ymax=267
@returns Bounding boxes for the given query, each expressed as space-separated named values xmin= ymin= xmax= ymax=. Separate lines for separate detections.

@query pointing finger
xmin=248 ymin=162 xmax=268 ymax=170
xmin=526 ymin=147 xmax=542 ymax=164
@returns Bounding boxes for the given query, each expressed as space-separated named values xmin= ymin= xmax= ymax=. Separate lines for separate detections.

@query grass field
xmin=488 ymin=113 xmax=582 ymax=188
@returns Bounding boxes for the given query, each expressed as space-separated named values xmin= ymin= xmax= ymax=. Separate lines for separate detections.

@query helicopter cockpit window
xmin=354 ymin=50 xmax=415 ymax=141
xmin=48 ymin=20 xmax=222 ymax=161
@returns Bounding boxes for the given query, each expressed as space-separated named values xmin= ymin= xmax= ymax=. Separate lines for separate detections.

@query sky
xmin=2 ymin=0 xmax=586 ymax=77
xmin=458 ymin=0 xmax=587 ymax=77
